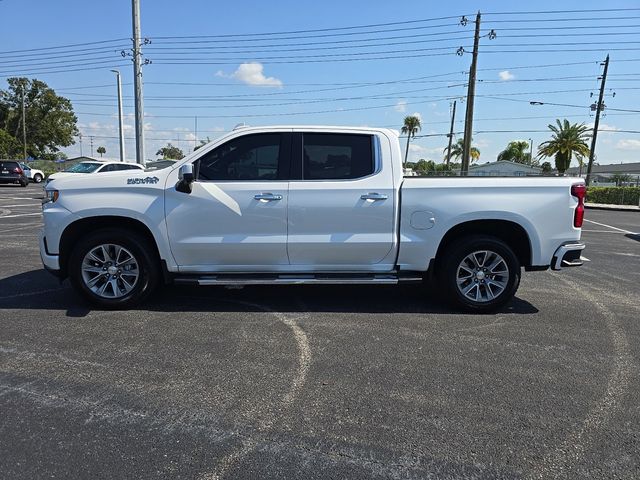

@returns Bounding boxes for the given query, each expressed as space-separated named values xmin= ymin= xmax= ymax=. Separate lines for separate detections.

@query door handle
xmin=254 ymin=193 xmax=283 ymax=202
xmin=360 ymin=192 xmax=388 ymax=201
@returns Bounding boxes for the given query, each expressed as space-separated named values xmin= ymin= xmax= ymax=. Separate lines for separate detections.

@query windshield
xmin=65 ymin=162 xmax=101 ymax=173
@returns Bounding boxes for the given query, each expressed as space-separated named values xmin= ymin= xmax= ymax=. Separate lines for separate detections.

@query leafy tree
xmin=39 ymin=151 xmax=67 ymax=162
xmin=193 ymin=137 xmax=211 ymax=151
xmin=0 ymin=77 xmax=78 ymax=158
xmin=497 ymin=140 xmax=534 ymax=165
xmin=407 ymin=159 xmax=454 ymax=176
xmin=445 ymin=138 xmax=480 ymax=163
xmin=156 ymin=143 xmax=184 ymax=160
xmin=610 ymin=173 xmax=632 ymax=187
xmin=97 ymin=146 xmax=106 ymax=157
xmin=540 ymin=161 xmax=552 ymax=174
xmin=0 ymin=129 xmax=21 ymax=158
xmin=537 ymin=119 xmax=590 ymax=175
xmin=413 ymin=159 xmax=435 ymax=175
xmin=401 ymin=115 xmax=421 ymax=167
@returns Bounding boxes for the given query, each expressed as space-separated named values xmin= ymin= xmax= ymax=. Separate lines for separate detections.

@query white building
xmin=468 ymin=160 xmax=543 ymax=177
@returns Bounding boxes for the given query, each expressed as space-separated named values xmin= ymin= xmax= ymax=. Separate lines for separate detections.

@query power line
xmin=0 ymin=38 xmax=129 ymax=55
xmin=483 ymin=7 xmax=640 ymax=14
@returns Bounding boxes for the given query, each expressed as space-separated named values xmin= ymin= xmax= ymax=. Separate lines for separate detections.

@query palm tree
xmin=497 ymin=140 xmax=531 ymax=164
xmin=445 ymin=138 xmax=480 ymax=163
xmin=96 ymin=146 xmax=106 ymax=158
xmin=401 ymin=115 xmax=422 ymax=167
xmin=537 ymin=119 xmax=590 ymax=175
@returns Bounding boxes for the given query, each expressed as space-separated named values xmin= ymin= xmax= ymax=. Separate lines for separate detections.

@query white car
xmin=46 ymin=161 xmax=144 ymax=185
xmin=20 ymin=163 xmax=45 ymax=184
xmin=40 ymin=125 xmax=586 ymax=312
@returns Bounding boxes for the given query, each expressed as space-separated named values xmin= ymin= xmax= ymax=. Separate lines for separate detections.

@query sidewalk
xmin=586 ymin=202 xmax=640 ymax=212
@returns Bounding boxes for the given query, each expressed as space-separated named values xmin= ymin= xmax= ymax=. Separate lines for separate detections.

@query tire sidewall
xmin=33 ymin=173 xmax=43 ymax=183
xmin=69 ymin=229 xmax=158 ymax=308
xmin=441 ymin=235 xmax=520 ymax=313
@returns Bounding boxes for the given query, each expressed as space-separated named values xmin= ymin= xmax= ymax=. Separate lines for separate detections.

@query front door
xmin=165 ymin=132 xmax=292 ymax=271
xmin=287 ymin=132 xmax=396 ymax=269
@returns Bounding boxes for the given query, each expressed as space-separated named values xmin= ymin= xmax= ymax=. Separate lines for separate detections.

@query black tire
xmin=20 ymin=180 xmax=28 ymax=187
xmin=68 ymin=228 xmax=160 ymax=309
xmin=33 ymin=173 xmax=43 ymax=183
xmin=438 ymin=235 xmax=520 ymax=313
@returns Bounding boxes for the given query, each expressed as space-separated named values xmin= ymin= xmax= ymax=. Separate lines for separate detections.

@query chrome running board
xmin=173 ymin=273 xmax=423 ymax=286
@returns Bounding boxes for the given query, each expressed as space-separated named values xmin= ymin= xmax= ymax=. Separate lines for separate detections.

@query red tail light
xmin=13 ymin=166 xmax=23 ymax=174
xmin=571 ymin=184 xmax=586 ymax=228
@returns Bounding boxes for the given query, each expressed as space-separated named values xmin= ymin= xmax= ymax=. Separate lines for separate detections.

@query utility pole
xmin=111 ymin=69 xmax=126 ymax=162
xmin=445 ymin=100 xmax=457 ymax=166
xmin=461 ymin=12 xmax=481 ymax=175
xmin=194 ymin=116 xmax=198 ymax=151
xmin=586 ymin=54 xmax=609 ymax=186
xmin=132 ymin=0 xmax=146 ymax=165
xmin=79 ymin=133 xmax=83 ymax=157
xmin=21 ymin=84 xmax=27 ymax=160
xmin=528 ymin=138 xmax=533 ymax=165
xmin=90 ymin=136 xmax=94 ymax=156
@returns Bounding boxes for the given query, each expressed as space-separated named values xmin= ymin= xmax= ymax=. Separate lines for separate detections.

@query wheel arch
xmin=59 ymin=216 xmax=161 ymax=278
xmin=434 ymin=219 xmax=533 ymax=270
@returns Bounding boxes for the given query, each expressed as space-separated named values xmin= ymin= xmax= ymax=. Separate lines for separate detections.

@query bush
xmin=586 ymin=186 xmax=640 ymax=206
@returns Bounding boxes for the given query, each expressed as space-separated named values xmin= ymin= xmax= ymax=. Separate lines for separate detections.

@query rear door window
xmin=302 ymin=133 xmax=374 ymax=180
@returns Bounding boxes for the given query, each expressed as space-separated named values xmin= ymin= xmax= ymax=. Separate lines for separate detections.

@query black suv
xmin=0 ymin=161 xmax=29 ymax=187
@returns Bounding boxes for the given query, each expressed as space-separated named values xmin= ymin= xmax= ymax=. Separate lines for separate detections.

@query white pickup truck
xmin=40 ymin=126 xmax=586 ymax=312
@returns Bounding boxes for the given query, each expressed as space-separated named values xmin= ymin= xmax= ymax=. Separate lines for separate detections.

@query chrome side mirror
xmin=176 ymin=163 xmax=194 ymax=193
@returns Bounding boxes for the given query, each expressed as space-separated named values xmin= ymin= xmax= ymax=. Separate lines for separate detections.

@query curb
xmin=586 ymin=203 xmax=640 ymax=212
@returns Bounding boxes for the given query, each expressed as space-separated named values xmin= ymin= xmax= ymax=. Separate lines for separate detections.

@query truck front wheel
xmin=439 ymin=235 xmax=520 ymax=313
xmin=68 ymin=229 xmax=160 ymax=308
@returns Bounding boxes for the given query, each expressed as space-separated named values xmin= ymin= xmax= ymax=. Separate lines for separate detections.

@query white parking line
xmin=0 ymin=213 xmax=41 ymax=219
xmin=1 ymin=204 xmax=40 ymax=208
xmin=584 ymin=219 xmax=637 ymax=235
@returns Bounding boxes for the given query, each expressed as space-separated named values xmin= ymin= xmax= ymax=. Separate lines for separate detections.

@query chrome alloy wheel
xmin=81 ymin=244 xmax=140 ymax=298
xmin=456 ymin=250 xmax=509 ymax=303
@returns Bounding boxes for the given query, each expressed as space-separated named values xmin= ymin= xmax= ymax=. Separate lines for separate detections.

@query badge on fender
xmin=127 ymin=176 xmax=159 ymax=185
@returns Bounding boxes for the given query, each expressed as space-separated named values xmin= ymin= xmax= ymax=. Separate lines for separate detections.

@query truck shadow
xmin=0 ymin=269 xmax=539 ymax=317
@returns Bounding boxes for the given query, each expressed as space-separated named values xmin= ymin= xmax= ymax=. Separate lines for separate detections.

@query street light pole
xmin=21 ymin=84 xmax=27 ymax=160
xmin=111 ymin=69 xmax=126 ymax=162
xmin=528 ymin=138 xmax=533 ymax=165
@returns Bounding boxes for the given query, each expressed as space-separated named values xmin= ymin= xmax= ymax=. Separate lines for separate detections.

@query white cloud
xmin=474 ymin=138 xmax=490 ymax=148
xmin=499 ymin=70 xmax=515 ymax=81
xmin=616 ymin=139 xmax=640 ymax=150
xmin=216 ymin=62 xmax=283 ymax=87
xmin=410 ymin=112 xmax=423 ymax=122
xmin=587 ymin=122 xmax=619 ymax=133
xmin=394 ymin=100 xmax=407 ymax=113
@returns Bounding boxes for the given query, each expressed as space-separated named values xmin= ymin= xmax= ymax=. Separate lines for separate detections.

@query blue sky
xmin=1 ymin=0 xmax=639 ymax=165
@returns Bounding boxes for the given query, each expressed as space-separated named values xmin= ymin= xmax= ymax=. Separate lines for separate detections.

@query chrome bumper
xmin=551 ymin=242 xmax=586 ymax=271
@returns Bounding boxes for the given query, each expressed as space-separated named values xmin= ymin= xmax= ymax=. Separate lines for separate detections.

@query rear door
xmin=165 ymin=132 xmax=292 ymax=271
xmin=287 ymin=131 xmax=396 ymax=269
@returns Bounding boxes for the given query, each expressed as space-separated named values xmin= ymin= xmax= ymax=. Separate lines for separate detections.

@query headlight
xmin=43 ymin=189 xmax=59 ymax=204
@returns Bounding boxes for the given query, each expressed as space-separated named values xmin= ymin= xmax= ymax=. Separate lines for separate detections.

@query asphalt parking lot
xmin=0 ymin=183 xmax=638 ymax=480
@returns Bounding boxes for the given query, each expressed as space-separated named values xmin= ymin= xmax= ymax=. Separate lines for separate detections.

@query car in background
xmin=0 ymin=160 xmax=28 ymax=187
xmin=20 ymin=163 xmax=45 ymax=184
xmin=145 ymin=159 xmax=177 ymax=170
xmin=46 ymin=161 xmax=144 ymax=185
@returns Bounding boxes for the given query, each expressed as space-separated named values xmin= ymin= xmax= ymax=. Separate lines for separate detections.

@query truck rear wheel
xmin=439 ymin=235 xmax=520 ymax=313
xmin=68 ymin=228 xmax=160 ymax=308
